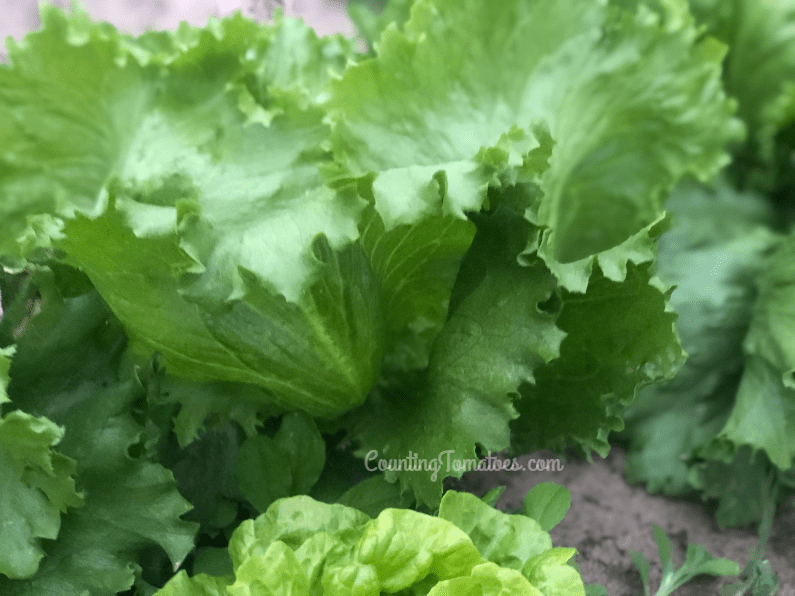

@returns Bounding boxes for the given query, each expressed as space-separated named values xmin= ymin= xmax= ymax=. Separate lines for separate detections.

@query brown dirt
xmin=462 ymin=447 xmax=795 ymax=596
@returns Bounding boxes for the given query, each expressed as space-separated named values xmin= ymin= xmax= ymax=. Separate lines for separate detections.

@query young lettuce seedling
xmin=631 ymin=525 xmax=740 ymax=596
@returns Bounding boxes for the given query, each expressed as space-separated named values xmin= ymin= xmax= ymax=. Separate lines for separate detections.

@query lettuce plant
xmin=154 ymin=490 xmax=585 ymax=596
xmin=622 ymin=181 xmax=795 ymax=527
xmin=630 ymin=525 xmax=740 ymax=596
xmin=620 ymin=0 xmax=795 ymax=527
xmin=1 ymin=0 xmax=737 ymax=504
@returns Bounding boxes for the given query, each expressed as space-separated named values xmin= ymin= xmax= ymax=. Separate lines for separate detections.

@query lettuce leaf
xmin=0 ymin=410 xmax=83 ymax=580
xmin=331 ymin=0 xmax=739 ymax=291
xmin=3 ymin=6 xmax=379 ymax=419
xmin=512 ymin=251 xmax=683 ymax=457
xmin=236 ymin=412 xmax=325 ymax=513
xmin=689 ymin=0 xmax=795 ymax=177
xmin=0 ymin=265 xmax=196 ymax=595
xmin=621 ymin=179 xmax=792 ymax=526
xmin=705 ymin=230 xmax=795 ymax=470
xmin=427 ymin=562 xmax=544 ymax=596
xmin=624 ymin=180 xmax=777 ymax=490
xmin=438 ymin=491 xmax=552 ymax=571
xmin=154 ymin=572 xmax=230 ymax=596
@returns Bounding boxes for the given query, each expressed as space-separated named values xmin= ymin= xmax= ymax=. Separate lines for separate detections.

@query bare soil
xmin=462 ymin=447 xmax=795 ymax=596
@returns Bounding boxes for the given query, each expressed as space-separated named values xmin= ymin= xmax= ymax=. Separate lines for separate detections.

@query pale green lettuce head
xmin=155 ymin=489 xmax=585 ymax=596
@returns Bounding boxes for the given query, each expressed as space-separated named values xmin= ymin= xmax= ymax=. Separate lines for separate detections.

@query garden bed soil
xmin=461 ymin=447 xmax=795 ymax=596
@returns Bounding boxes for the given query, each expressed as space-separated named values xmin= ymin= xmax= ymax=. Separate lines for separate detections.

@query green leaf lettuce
xmin=155 ymin=489 xmax=585 ymax=596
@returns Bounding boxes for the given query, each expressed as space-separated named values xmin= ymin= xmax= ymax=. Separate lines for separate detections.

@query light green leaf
xmin=332 ymin=0 xmax=739 ymax=293
xmin=347 ymin=0 xmax=413 ymax=49
xmin=631 ymin=548 xmax=652 ymax=596
xmin=322 ymin=562 xmax=380 ymax=596
xmin=240 ymin=13 xmax=358 ymax=108
xmin=229 ymin=541 xmax=310 ymax=596
xmin=357 ymin=201 xmax=478 ymax=373
xmin=439 ymin=491 xmax=552 ymax=571
xmin=353 ymin=125 xmax=554 ymax=376
xmin=633 ymin=180 xmax=776 ymax=405
xmin=522 ymin=548 xmax=585 ymax=596
xmin=175 ymin=493 xmax=586 ymax=595
xmin=427 ymin=561 xmax=543 ymax=596
xmin=0 ymin=410 xmax=83 ymax=579
xmin=155 ymin=571 xmax=231 ymax=596
xmin=0 ymin=5 xmax=152 ymax=257
xmin=355 ymin=508 xmax=483 ymax=590
xmin=631 ymin=525 xmax=739 ymax=596
xmin=708 ymin=356 xmax=795 ymax=470
xmin=690 ymin=0 xmax=795 ymax=157
xmin=228 ymin=496 xmax=369 ymax=571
